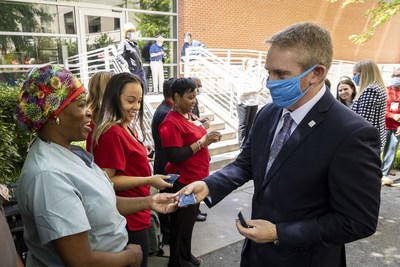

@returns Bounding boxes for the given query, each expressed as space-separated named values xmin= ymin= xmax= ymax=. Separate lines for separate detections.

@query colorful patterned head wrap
xmin=15 ymin=64 xmax=86 ymax=132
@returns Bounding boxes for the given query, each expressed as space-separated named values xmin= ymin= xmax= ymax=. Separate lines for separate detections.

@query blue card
xmin=178 ymin=193 xmax=196 ymax=207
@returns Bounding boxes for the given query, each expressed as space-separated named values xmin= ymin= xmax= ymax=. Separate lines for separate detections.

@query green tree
xmin=330 ymin=0 xmax=400 ymax=44
xmin=88 ymin=33 xmax=115 ymax=51
xmin=0 ymin=2 xmax=53 ymax=58
xmin=135 ymin=0 xmax=172 ymax=62
xmin=136 ymin=0 xmax=171 ymax=37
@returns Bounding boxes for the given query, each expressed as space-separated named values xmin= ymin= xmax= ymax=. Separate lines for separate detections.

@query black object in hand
xmin=165 ymin=174 xmax=180 ymax=184
xmin=148 ymin=150 xmax=155 ymax=158
xmin=238 ymin=211 xmax=249 ymax=228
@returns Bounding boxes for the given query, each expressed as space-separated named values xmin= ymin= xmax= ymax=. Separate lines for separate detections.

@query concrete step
xmin=199 ymin=110 xmax=214 ymax=121
xmin=217 ymin=127 xmax=237 ymax=141
xmin=210 ymin=150 xmax=241 ymax=171
xmin=208 ymin=118 xmax=225 ymax=131
xmin=208 ymin=138 xmax=239 ymax=156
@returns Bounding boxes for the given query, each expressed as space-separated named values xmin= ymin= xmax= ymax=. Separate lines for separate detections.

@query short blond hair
xmin=266 ymin=22 xmax=333 ymax=78
xmin=123 ymin=23 xmax=136 ymax=38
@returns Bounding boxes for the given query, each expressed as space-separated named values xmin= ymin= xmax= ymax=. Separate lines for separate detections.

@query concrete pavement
xmin=149 ymin=177 xmax=400 ymax=267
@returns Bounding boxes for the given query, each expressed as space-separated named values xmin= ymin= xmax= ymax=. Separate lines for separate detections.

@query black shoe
xmin=198 ymin=210 xmax=207 ymax=217
xmin=196 ymin=213 xmax=206 ymax=222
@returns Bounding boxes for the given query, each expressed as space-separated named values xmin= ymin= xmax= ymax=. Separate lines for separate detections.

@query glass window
xmin=59 ymin=0 xmax=176 ymax=12
xmin=0 ymin=3 xmax=76 ymax=34
xmin=0 ymin=36 xmax=78 ymax=65
xmin=131 ymin=13 xmax=176 ymax=39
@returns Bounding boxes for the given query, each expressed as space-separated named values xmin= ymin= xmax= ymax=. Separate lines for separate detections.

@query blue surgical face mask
xmin=353 ymin=73 xmax=360 ymax=86
xmin=391 ymin=77 xmax=400 ymax=88
xmin=127 ymin=32 xmax=136 ymax=40
xmin=266 ymin=65 xmax=317 ymax=109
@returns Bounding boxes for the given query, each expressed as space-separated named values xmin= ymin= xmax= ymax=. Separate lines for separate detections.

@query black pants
xmin=131 ymin=69 xmax=148 ymax=94
xmin=237 ymin=103 xmax=258 ymax=148
xmin=127 ymin=227 xmax=150 ymax=267
xmin=165 ymin=181 xmax=199 ymax=267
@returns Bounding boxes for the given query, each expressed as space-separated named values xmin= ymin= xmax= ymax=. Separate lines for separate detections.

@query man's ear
xmin=311 ymin=65 xmax=327 ymax=84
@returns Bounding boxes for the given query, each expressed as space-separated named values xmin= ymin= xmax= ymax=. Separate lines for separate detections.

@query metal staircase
xmin=64 ymin=45 xmax=272 ymax=171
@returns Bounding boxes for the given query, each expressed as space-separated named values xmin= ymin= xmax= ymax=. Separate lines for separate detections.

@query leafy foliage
xmin=330 ymin=0 xmax=400 ymax=44
xmin=0 ymin=82 xmax=31 ymax=184
xmin=136 ymin=0 xmax=172 ymax=63
xmin=88 ymin=33 xmax=115 ymax=51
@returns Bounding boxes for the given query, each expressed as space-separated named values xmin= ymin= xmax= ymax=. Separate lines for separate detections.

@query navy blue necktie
xmin=265 ymin=113 xmax=293 ymax=175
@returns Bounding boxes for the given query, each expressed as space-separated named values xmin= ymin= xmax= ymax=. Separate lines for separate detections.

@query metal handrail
xmin=181 ymin=47 xmax=269 ymax=126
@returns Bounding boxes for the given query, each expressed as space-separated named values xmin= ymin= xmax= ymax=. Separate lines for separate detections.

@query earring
xmin=55 ymin=116 xmax=60 ymax=126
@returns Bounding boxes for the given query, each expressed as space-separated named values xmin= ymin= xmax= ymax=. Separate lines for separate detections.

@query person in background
xmin=116 ymin=22 xmax=148 ymax=94
xmin=189 ymin=76 xmax=210 ymax=222
xmin=190 ymin=77 xmax=210 ymax=128
xmin=1 ymin=185 xmax=25 ymax=267
xmin=178 ymin=22 xmax=381 ymax=267
xmin=92 ymin=73 xmax=172 ymax=267
xmin=149 ymin=36 xmax=165 ymax=93
xmin=151 ymin=78 xmax=176 ymax=243
xmin=336 ymin=78 xmax=356 ymax=107
xmin=381 ymin=67 xmax=400 ymax=186
xmin=86 ymin=71 xmax=114 ymax=152
xmin=141 ymin=40 xmax=152 ymax=83
xmin=236 ymin=58 xmax=262 ymax=149
xmin=351 ymin=60 xmax=387 ymax=148
xmin=159 ymin=78 xmax=221 ymax=267
xmin=181 ymin=32 xmax=206 ymax=59
xmin=14 ymin=65 xmax=178 ymax=267
xmin=324 ymin=78 xmax=331 ymax=90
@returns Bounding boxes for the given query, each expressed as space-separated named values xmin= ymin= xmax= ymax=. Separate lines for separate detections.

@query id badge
xmin=390 ymin=102 xmax=399 ymax=111
xmin=194 ymin=120 xmax=203 ymax=126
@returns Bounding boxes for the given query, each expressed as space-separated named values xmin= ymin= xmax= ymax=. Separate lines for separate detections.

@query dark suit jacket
xmin=204 ymin=90 xmax=381 ymax=267
xmin=151 ymin=100 xmax=173 ymax=174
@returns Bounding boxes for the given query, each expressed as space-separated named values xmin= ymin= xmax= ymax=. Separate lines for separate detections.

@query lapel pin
xmin=308 ymin=120 xmax=316 ymax=127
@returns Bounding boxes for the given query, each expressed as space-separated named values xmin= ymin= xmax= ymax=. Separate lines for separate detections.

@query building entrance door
xmin=77 ymin=8 xmax=125 ymax=55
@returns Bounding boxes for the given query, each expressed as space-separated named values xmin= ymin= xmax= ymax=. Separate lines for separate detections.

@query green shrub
xmin=0 ymin=82 xmax=31 ymax=184
xmin=392 ymin=149 xmax=400 ymax=170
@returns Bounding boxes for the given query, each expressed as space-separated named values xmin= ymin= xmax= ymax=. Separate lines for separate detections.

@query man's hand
xmin=394 ymin=114 xmax=400 ymax=122
xmin=235 ymin=219 xmax=277 ymax=244
xmin=125 ymin=244 xmax=143 ymax=267
xmin=177 ymin=181 xmax=209 ymax=204
xmin=150 ymin=193 xmax=178 ymax=214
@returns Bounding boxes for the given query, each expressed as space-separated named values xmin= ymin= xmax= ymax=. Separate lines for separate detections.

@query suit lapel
xmin=257 ymin=90 xmax=334 ymax=194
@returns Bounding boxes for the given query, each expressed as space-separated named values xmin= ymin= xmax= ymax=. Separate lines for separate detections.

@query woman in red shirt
xmin=159 ymin=78 xmax=221 ymax=267
xmin=92 ymin=73 xmax=172 ymax=267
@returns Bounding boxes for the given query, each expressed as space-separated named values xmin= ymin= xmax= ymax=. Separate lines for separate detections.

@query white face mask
xmin=127 ymin=32 xmax=137 ymax=40
xmin=392 ymin=77 xmax=400 ymax=88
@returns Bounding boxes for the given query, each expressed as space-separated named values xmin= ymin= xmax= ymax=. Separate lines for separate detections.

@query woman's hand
xmin=125 ymin=244 xmax=143 ymax=267
xmin=150 ymin=193 xmax=179 ymax=214
xmin=149 ymin=175 xmax=173 ymax=190
xmin=201 ymin=131 xmax=222 ymax=147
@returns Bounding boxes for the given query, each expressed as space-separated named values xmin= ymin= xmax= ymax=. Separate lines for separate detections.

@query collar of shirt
xmin=276 ymin=85 xmax=326 ymax=137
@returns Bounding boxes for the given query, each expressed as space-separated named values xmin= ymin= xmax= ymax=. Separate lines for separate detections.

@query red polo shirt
xmin=159 ymin=110 xmax=209 ymax=185
xmin=93 ymin=125 xmax=151 ymax=231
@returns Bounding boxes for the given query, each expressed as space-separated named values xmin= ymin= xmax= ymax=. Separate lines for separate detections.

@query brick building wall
xmin=178 ymin=0 xmax=400 ymax=64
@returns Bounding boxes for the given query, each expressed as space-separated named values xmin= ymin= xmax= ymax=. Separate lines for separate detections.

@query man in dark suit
xmin=179 ymin=22 xmax=381 ymax=267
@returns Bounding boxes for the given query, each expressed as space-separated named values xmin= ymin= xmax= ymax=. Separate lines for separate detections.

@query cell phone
xmin=147 ymin=150 xmax=155 ymax=159
xmin=165 ymin=174 xmax=180 ymax=184
xmin=238 ymin=211 xmax=249 ymax=228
